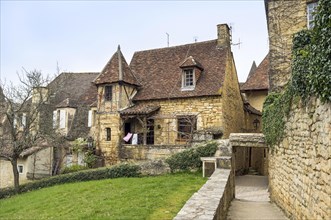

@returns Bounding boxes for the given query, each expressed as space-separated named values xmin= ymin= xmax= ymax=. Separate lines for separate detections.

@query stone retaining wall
xmin=174 ymin=169 xmax=234 ymax=220
xmin=120 ymin=144 xmax=191 ymax=161
xmin=269 ymin=98 xmax=331 ymax=219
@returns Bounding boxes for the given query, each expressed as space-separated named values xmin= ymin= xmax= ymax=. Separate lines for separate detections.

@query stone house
xmin=265 ymin=0 xmax=330 ymax=219
xmin=0 ymin=73 xmax=100 ymax=188
xmin=241 ymin=54 xmax=269 ymax=112
xmin=91 ymin=24 xmax=260 ymax=165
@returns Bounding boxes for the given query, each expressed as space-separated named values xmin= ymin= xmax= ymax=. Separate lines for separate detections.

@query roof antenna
xmin=232 ymin=38 xmax=242 ymax=49
xmin=166 ymin=33 xmax=169 ymax=47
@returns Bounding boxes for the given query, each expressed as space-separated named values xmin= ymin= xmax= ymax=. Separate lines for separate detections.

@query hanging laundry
xmin=123 ymin=132 xmax=133 ymax=142
xmin=132 ymin=133 xmax=138 ymax=145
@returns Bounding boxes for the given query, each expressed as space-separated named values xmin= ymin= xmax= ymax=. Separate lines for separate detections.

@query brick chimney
xmin=217 ymin=24 xmax=231 ymax=48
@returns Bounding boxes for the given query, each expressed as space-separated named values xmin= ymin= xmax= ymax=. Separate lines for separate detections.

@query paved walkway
xmin=227 ymin=175 xmax=288 ymax=220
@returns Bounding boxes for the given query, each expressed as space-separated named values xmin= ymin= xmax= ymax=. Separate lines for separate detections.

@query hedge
xmin=0 ymin=163 xmax=141 ymax=199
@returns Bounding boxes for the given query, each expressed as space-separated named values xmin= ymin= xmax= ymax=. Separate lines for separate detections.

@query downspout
xmin=118 ymin=45 xmax=123 ymax=110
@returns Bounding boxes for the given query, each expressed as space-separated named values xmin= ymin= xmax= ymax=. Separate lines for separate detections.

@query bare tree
xmin=0 ymin=69 xmax=61 ymax=190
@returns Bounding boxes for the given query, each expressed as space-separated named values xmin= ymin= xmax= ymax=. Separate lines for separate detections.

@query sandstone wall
xmin=138 ymin=96 xmax=224 ymax=145
xmin=221 ymin=54 xmax=245 ymax=138
xmin=268 ymin=98 xmax=331 ymax=219
xmin=267 ymin=0 xmax=307 ymax=91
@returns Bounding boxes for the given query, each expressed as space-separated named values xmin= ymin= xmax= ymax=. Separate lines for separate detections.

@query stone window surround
xmin=106 ymin=127 xmax=111 ymax=141
xmin=177 ymin=115 xmax=197 ymax=140
xmin=181 ymin=68 xmax=195 ymax=91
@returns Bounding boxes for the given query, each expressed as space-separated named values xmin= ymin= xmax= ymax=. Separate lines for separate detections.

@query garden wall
xmin=268 ymin=98 xmax=331 ymax=219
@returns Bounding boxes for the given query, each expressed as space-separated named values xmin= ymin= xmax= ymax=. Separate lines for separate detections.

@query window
xmin=307 ymin=2 xmax=318 ymax=29
xmin=177 ymin=116 xmax=197 ymax=140
xmin=106 ymin=128 xmax=111 ymax=141
xmin=17 ymin=165 xmax=24 ymax=174
xmin=105 ymin=86 xmax=112 ymax=101
xmin=182 ymin=69 xmax=195 ymax=90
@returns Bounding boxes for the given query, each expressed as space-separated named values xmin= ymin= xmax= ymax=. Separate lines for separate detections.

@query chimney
xmin=217 ymin=24 xmax=231 ymax=48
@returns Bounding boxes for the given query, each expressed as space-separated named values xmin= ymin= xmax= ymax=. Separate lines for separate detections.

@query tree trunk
xmin=10 ymin=158 xmax=20 ymax=191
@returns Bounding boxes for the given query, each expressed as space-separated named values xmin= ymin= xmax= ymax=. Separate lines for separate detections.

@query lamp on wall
xmin=253 ymin=119 xmax=260 ymax=130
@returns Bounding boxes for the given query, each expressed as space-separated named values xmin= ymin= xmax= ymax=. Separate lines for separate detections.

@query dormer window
xmin=179 ymin=56 xmax=203 ymax=91
xmin=182 ymin=69 xmax=195 ymax=90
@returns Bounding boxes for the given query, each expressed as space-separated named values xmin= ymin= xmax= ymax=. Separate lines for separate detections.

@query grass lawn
xmin=0 ymin=172 xmax=206 ymax=219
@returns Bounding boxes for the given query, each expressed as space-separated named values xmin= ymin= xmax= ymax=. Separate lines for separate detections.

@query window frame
xmin=181 ymin=68 xmax=195 ymax=91
xmin=106 ymin=127 xmax=111 ymax=141
xmin=307 ymin=1 xmax=318 ymax=29
xmin=104 ymin=85 xmax=113 ymax=101
xmin=17 ymin=164 xmax=24 ymax=174
xmin=177 ymin=115 xmax=197 ymax=140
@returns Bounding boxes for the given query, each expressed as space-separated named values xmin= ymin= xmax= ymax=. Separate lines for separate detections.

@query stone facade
xmin=266 ymin=0 xmax=307 ymax=92
xmin=0 ymin=147 xmax=53 ymax=188
xmin=266 ymin=1 xmax=331 ymax=219
xmin=268 ymin=98 xmax=331 ymax=219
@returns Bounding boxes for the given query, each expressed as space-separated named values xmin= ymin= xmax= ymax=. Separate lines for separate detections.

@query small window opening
xmin=105 ymin=86 xmax=112 ymax=101
xmin=17 ymin=165 xmax=24 ymax=174
xmin=106 ymin=128 xmax=111 ymax=141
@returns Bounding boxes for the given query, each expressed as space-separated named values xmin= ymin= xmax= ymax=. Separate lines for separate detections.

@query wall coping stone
xmin=229 ymin=133 xmax=266 ymax=148
xmin=174 ymin=168 xmax=233 ymax=220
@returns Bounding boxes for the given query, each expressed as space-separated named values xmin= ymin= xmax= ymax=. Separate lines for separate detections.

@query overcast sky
xmin=1 ymin=0 xmax=269 ymax=85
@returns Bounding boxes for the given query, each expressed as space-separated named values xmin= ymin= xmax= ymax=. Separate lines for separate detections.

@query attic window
xmin=105 ymin=85 xmax=112 ymax=101
xmin=182 ymin=69 xmax=195 ymax=91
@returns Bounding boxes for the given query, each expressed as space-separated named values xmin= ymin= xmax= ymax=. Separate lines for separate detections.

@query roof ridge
xmin=132 ymin=39 xmax=217 ymax=55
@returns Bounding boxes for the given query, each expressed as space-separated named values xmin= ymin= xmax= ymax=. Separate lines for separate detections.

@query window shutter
xmin=59 ymin=110 xmax=66 ymax=128
xmin=53 ymin=110 xmax=57 ymax=128
xmin=88 ymin=110 xmax=92 ymax=127
xmin=21 ymin=113 xmax=27 ymax=128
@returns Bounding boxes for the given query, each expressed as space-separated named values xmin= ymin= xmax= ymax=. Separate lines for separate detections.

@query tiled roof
xmin=94 ymin=47 xmax=140 ymax=86
xmin=120 ymin=104 xmax=160 ymax=116
xmin=48 ymin=72 xmax=99 ymax=107
xmin=130 ymin=40 xmax=228 ymax=101
xmin=56 ymin=98 xmax=78 ymax=108
xmin=241 ymin=55 xmax=269 ymax=91
xmin=244 ymin=103 xmax=262 ymax=116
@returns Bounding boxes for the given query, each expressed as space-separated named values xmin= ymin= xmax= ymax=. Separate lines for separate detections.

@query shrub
xmin=165 ymin=141 xmax=218 ymax=172
xmin=61 ymin=165 xmax=87 ymax=174
xmin=0 ymin=163 xmax=141 ymax=199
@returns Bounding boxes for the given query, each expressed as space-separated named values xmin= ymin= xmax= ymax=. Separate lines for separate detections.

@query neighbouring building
xmin=241 ymin=54 xmax=269 ymax=112
xmin=265 ymin=0 xmax=330 ymax=219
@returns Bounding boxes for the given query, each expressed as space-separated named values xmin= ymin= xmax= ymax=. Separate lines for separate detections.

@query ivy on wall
xmin=263 ymin=0 xmax=331 ymax=146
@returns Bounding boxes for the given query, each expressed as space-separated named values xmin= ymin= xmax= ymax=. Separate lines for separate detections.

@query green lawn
xmin=0 ymin=172 xmax=206 ymax=220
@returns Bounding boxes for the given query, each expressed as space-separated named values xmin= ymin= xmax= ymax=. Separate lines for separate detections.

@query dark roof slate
xmin=130 ymin=40 xmax=228 ymax=101
xmin=94 ymin=47 xmax=140 ymax=86
xmin=241 ymin=55 xmax=269 ymax=91
xmin=48 ymin=72 xmax=99 ymax=107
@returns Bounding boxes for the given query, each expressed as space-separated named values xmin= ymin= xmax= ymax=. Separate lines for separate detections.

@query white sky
xmin=0 ymin=0 xmax=269 ymax=85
